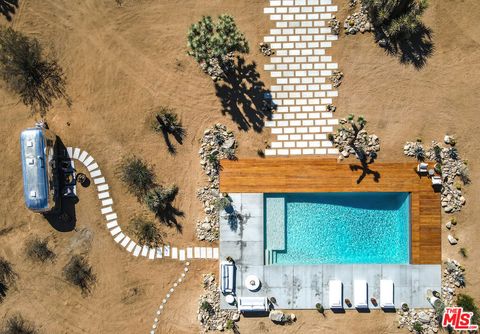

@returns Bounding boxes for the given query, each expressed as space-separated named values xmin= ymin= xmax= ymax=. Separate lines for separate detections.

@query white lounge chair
xmin=354 ymin=280 xmax=368 ymax=309
xmin=329 ymin=280 xmax=343 ymax=309
xmin=380 ymin=279 xmax=395 ymax=309
xmin=221 ymin=261 xmax=235 ymax=294
xmin=417 ymin=162 xmax=428 ymax=174
xmin=237 ymin=297 xmax=268 ymax=312
xmin=431 ymin=176 xmax=442 ymax=185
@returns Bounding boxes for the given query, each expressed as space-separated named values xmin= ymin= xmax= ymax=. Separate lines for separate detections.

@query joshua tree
xmin=0 ymin=27 xmax=70 ymax=117
xmin=129 ymin=216 xmax=164 ymax=247
xmin=149 ymin=106 xmax=185 ymax=154
xmin=144 ymin=185 xmax=183 ymax=227
xmin=363 ymin=0 xmax=429 ymax=40
xmin=25 ymin=238 xmax=55 ymax=262
xmin=331 ymin=114 xmax=380 ymax=183
xmin=63 ymin=255 xmax=96 ymax=295
xmin=1 ymin=314 xmax=38 ymax=334
xmin=150 ymin=106 xmax=184 ymax=136
xmin=0 ymin=257 xmax=16 ymax=302
xmin=118 ymin=156 xmax=155 ymax=198
xmin=413 ymin=145 xmax=425 ymax=162
xmin=187 ymin=15 xmax=249 ymax=79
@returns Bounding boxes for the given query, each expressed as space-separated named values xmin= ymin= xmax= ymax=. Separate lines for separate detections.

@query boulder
xmin=418 ymin=311 xmax=430 ymax=324
xmin=447 ymin=234 xmax=458 ymax=245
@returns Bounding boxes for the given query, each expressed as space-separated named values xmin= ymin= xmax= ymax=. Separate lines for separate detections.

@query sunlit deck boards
xmin=219 ymin=158 xmax=441 ymax=264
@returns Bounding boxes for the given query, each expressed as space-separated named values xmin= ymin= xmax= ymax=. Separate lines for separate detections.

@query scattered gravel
xmin=198 ymin=274 xmax=240 ymax=332
xmin=196 ymin=124 xmax=237 ymax=242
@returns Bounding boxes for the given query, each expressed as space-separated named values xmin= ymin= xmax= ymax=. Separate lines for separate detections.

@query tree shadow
xmin=154 ymin=114 xmax=185 ymax=155
xmin=379 ymin=24 xmax=434 ymax=69
xmin=215 ymin=56 xmax=275 ymax=132
xmin=349 ymin=158 xmax=381 ymax=184
xmin=0 ymin=0 xmax=18 ymax=21
xmin=223 ymin=205 xmax=250 ymax=233
xmin=157 ymin=204 xmax=184 ymax=233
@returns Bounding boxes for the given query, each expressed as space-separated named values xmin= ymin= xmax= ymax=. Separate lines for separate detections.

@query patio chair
xmin=329 ymin=280 xmax=343 ymax=309
xmin=417 ymin=163 xmax=428 ymax=174
xmin=431 ymin=176 xmax=442 ymax=185
xmin=380 ymin=279 xmax=395 ymax=309
xmin=354 ymin=280 xmax=368 ymax=309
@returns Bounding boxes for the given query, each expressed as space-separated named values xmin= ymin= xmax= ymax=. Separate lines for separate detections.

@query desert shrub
xmin=1 ymin=314 xmax=38 ymax=334
xmin=0 ymin=257 xmax=16 ymax=302
xmin=149 ymin=106 xmax=184 ymax=137
xmin=63 ymin=255 xmax=96 ymax=294
xmin=458 ymin=163 xmax=470 ymax=185
xmin=413 ymin=321 xmax=423 ymax=333
xmin=413 ymin=145 xmax=425 ymax=162
xmin=200 ymin=301 xmax=214 ymax=314
xmin=187 ymin=15 xmax=249 ymax=78
xmin=457 ymin=294 xmax=479 ymax=325
xmin=0 ymin=27 xmax=70 ymax=117
xmin=363 ymin=0 xmax=429 ymax=40
xmin=213 ymin=196 xmax=231 ymax=211
xmin=459 ymin=247 xmax=467 ymax=258
xmin=129 ymin=216 xmax=164 ymax=247
xmin=118 ymin=156 xmax=155 ymax=198
xmin=315 ymin=303 xmax=325 ymax=315
xmin=144 ymin=185 xmax=181 ymax=223
xmin=25 ymin=238 xmax=55 ymax=262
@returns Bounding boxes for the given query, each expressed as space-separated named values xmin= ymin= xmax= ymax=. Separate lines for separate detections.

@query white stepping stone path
xmin=150 ymin=262 xmax=190 ymax=333
xmin=66 ymin=147 xmax=218 ymax=263
xmin=263 ymin=0 xmax=340 ymax=156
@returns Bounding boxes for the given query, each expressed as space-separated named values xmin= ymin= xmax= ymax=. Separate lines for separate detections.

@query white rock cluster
xmin=196 ymin=124 xmax=237 ymax=241
xmin=442 ymin=259 xmax=465 ymax=306
xmin=197 ymin=274 xmax=240 ymax=333
xmin=343 ymin=6 xmax=373 ymax=35
xmin=200 ymin=53 xmax=235 ymax=81
xmin=259 ymin=42 xmax=274 ymax=56
xmin=397 ymin=309 xmax=439 ymax=334
xmin=329 ymin=70 xmax=344 ymax=88
xmin=328 ymin=16 xmax=341 ymax=35
xmin=403 ymin=139 xmax=468 ymax=213
xmin=332 ymin=122 xmax=380 ymax=162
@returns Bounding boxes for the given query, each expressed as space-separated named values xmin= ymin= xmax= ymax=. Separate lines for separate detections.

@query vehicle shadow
xmin=215 ymin=56 xmax=275 ymax=132
xmin=43 ymin=137 xmax=77 ymax=232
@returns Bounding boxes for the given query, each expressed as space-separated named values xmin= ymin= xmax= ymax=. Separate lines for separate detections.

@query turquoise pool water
xmin=265 ymin=192 xmax=410 ymax=265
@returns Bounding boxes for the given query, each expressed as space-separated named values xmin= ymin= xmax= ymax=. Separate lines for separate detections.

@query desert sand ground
xmin=0 ymin=0 xmax=478 ymax=333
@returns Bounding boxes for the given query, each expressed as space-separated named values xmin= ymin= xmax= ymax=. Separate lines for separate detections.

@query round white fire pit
xmin=225 ymin=294 xmax=235 ymax=305
xmin=245 ymin=275 xmax=260 ymax=291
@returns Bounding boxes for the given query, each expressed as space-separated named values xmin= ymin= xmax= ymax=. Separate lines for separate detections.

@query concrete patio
xmin=219 ymin=193 xmax=441 ymax=310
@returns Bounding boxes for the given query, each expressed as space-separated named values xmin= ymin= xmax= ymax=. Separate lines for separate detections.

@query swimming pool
xmin=265 ymin=192 xmax=410 ymax=265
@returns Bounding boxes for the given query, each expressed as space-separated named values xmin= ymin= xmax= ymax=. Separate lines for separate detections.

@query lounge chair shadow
xmin=356 ymin=307 xmax=371 ymax=313
xmin=215 ymin=56 xmax=275 ymax=132
xmin=382 ymin=307 xmax=397 ymax=313
xmin=331 ymin=308 xmax=345 ymax=314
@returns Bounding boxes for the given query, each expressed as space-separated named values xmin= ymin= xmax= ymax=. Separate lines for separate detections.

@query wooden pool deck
xmin=219 ymin=158 xmax=441 ymax=264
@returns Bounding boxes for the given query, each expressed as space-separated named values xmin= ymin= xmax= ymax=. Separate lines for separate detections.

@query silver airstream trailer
xmin=20 ymin=124 xmax=59 ymax=213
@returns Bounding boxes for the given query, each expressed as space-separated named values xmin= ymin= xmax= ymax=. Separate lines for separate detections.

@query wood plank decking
xmin=219 ymin=158 xmax=441 ymax=264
